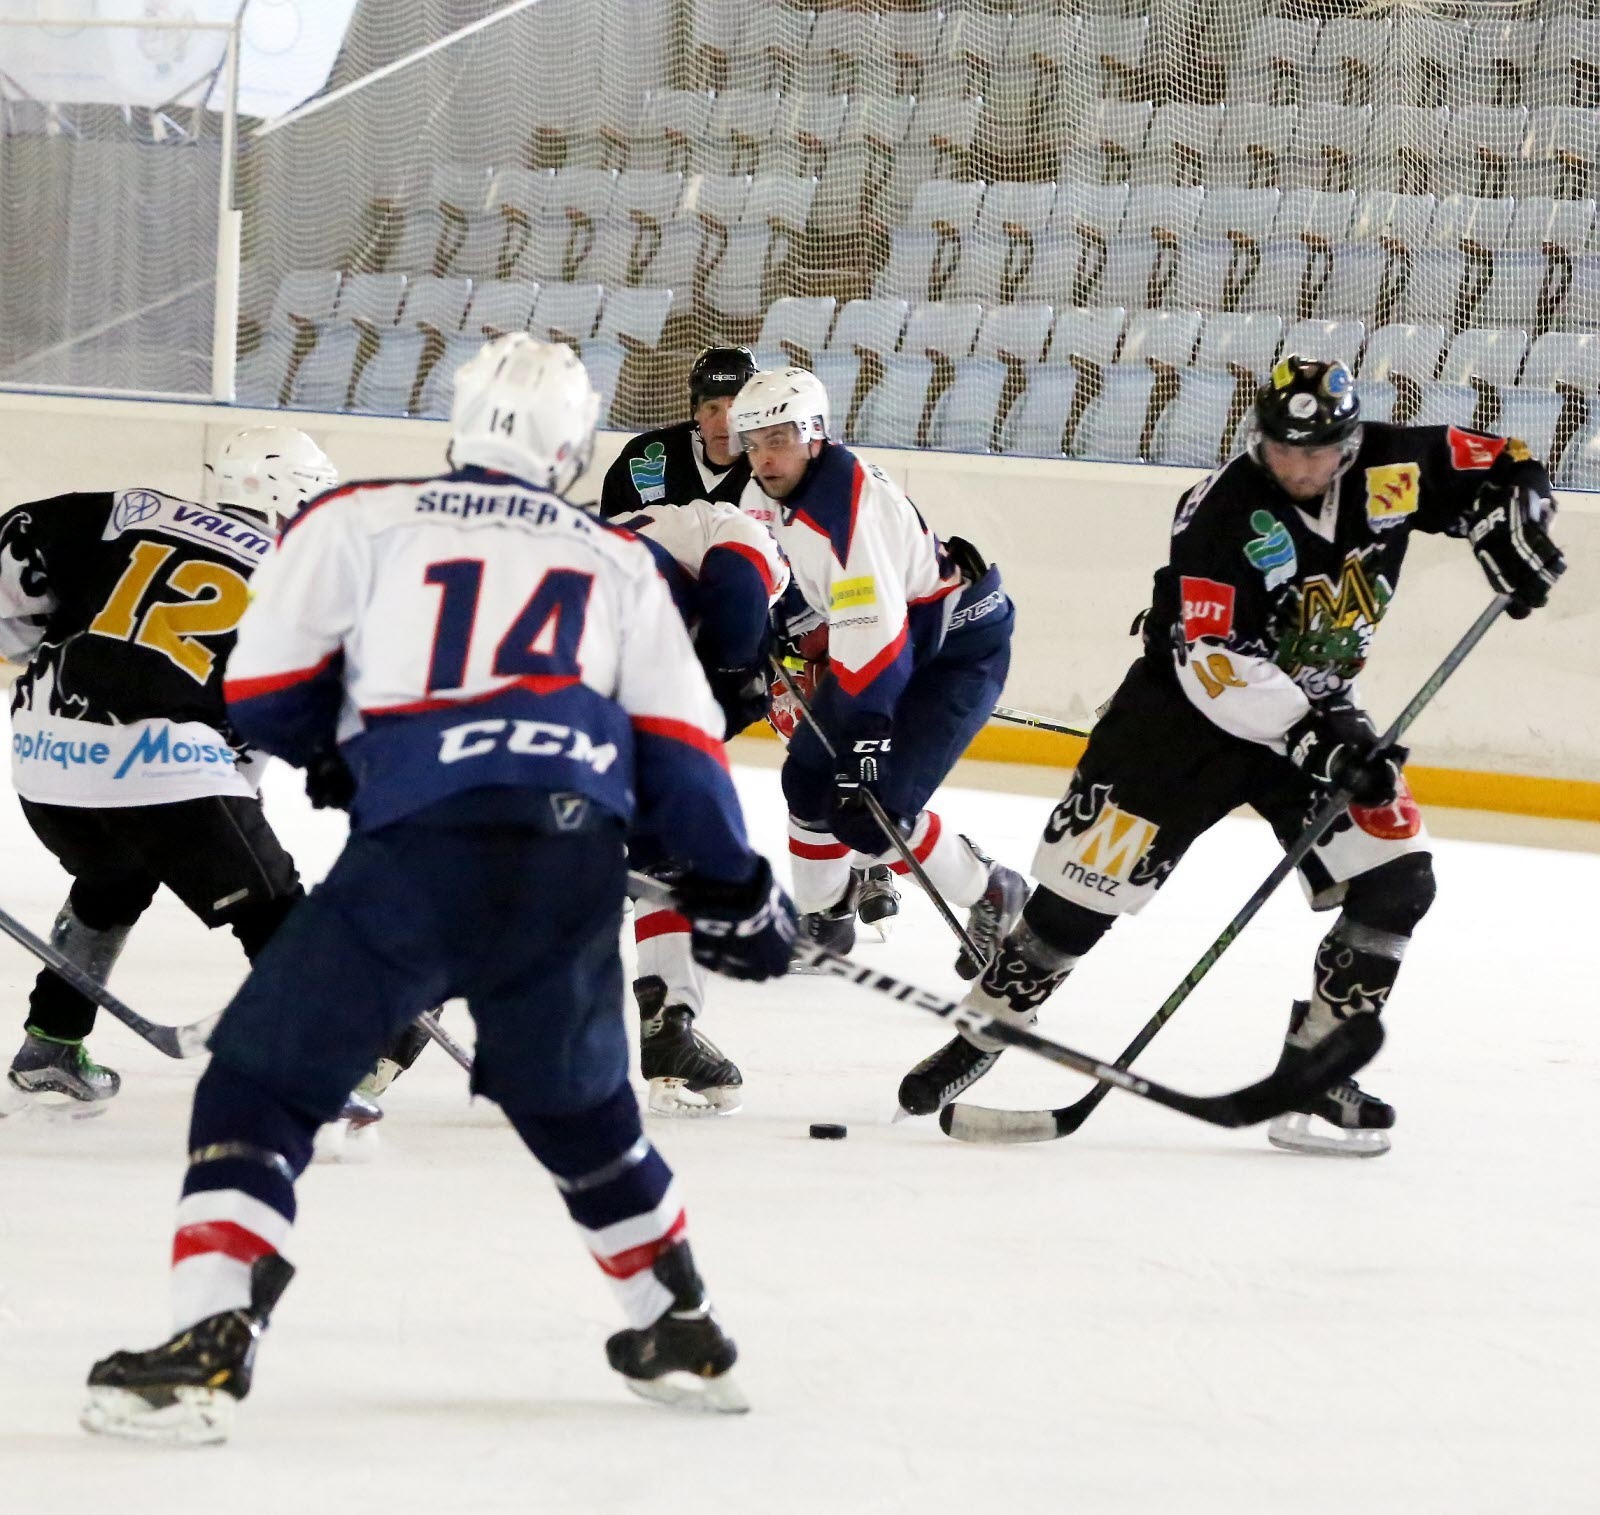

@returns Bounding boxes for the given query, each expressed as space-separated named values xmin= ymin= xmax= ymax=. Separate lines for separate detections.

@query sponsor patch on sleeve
xmin=1363 ymin=461 xmax=1420 ymax=528
xmin=830 ymin=576 xmax=877 ymax=611
xmin=1179 ymin=576 xmax=1235 ymax=642
xmin=1446 ymin=427 xmax=1507 ymax=471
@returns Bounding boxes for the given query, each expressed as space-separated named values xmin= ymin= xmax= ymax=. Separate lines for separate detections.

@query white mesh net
xmin=9 ymin=0 xmax=1600 ymax=484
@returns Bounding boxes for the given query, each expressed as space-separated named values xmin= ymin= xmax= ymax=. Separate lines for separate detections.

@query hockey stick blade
xmin=940 ymin=1013 xmax=1384 ymax=1143
xmin=796 ymin=944 xmax=1379 ymax=1130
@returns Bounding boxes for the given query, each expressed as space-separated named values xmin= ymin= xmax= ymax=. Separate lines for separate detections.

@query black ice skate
xmin=5 ymin=1028 xmax=119 ymax=1113
xmin=855 ymin=864 xmax=900 ymax=941
xmin=605 ymin=1238 xmax=748 ymax=1415
xmin=1266 ymin=1001 xmax=1394 ymax=1158
xmin=897 ymin=1033 xmax=1000 ymax=1118
xmin=81 ymin=1252 xmax=295 ymax=1446
xmin=636 ymin=977 xmax=743 ymax=1116
xmin=790 ymin=875 xmax=861 ymax=973
xmin=955 ymin=840 xmax=1029 ymax=979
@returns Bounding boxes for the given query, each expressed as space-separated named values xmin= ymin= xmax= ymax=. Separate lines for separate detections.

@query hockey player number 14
xmin=87 ymin=541 xmax=251 ymax=683
xmin=422 ymin=559 xmax=592 ymax=693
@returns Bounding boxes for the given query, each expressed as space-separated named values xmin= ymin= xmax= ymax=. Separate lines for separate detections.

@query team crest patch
xmin=1243 ymin=509 xmax=1297 ymax=591
xmin=628 ymin=441 xmax=668 ymax=503
xmin=1364 ymin=462 xmax=1420 ymax=529
xmin=1446 ymin=427 xmax=1506 ymax=471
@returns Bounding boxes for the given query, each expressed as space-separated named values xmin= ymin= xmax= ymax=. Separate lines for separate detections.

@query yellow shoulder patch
xmin=830 ymin=576 xmax=877 ymax=610
xmin=1364 ymin=461 xmax=1420 ymax=527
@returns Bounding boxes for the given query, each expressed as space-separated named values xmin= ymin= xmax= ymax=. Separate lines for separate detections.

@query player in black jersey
xmin=0 ymin=429 xmax=337 ymax=1108
xmin=899 ymin=356 xmax=1566 ymax=1155
xmin=598 ymin=345 xmax=757 ymax=519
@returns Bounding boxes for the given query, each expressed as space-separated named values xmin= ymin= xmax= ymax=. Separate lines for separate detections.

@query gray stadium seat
xmin=581 ymin=341 xmax=627 ymax=423
xmin=1233 ymin=18 xmax=1320 ymax=107
xmin=1437 ymin=107 xmax=1528 ymax=199
xmin=1242 ymin=237 xmax=1314 ymax=317
xmin=875 ymin=230 xmax=943 ymax=301
xmin=1410 ymin=381 xmax=1480 ymax=427
xmin=854 ymin=356 xmax=935 ymax=449
xmin=1360 ymin=106 xmax=1450 ymax=196
xmin=1390 ymin=15 xmax=1470 ymax=108
xmin=1314 ymin=243 xmax=1386 ymax=323
xmin=1308 ymin=18 xmax=1391 ymax=108
xmin=1285 ymin=105 xmax=1372 ymax=194
xmin=1533 ymin=16 xmax=1600 ymax=109
xmin=235 ymin=333 xmax=296 ymax=408
xmin=629 ymin=91 xmax=716 ymax=175
xmin=1171 ymin=238 xmax=1240 ymax=312
xmin=338 ymin=272 xmax=407 ymax=327
xmin=1397 ymin=247 xmax=1468 ymax=327
xmin=1072 ymin=363 xmax=1158 ymax=461
xmin=1063 ymin=100 xmax=1153 ymax=185
xmin=1078 ymin=15 xmax=1150 ymax=102
xmin=418 ymin=334 xmax=484 ymax=418
xmin=1477 ymin=251 xmax=1552 ymax=329
xmin=866 ymin=9 xmax=949 ymax=99
xmin=1151 ymin=369 xmax=1238 ymax=467
xmin=1520 ymin=107 xmax=1600 ymax=199
xmin=802 ymin=10 xmax=876 ymax=95
xmin=998 ymin=366 xmax=1076 ymax=457
xmin=469 ymin=280 xmax=540 ymax=337
xmin=1560 ymin=253 xmax=1600 ymax=330
xmin=1440 ymin=328 xmax=1529 ymax=386
xmin=1194 ymin=312 xmax=1284 ymax=379
xmin=756 ymin=297 xmax=838 ymax=361
xmin=351 ymin=328 xmax=428 ymax=415
xmin=829 ymin=298 xmax=909 ymax=356
xmin=1197 ymin=187 xmax=1283 ymax=244
xmin=1430 ymin=194 xmax=1515 ymax=251
xmin=1354 ymin=379 xmax=1398 ymax=423
xmin=1274 ymin=188 xmax=1357 ymax=242
xmin=400 ymin=276 xmax=472 ymax=334
xmin=812 ymin=351 xmax=862 ymax=436
xmin=1504 ymin=196 xmax=1596 ymax=252
xmin=1121 ymin=308 xmax=1202 ymax=368
xmin=596 ymin=286 xmax=672 ymax=348
xmin=1454 ymin=19 xmax=1543 ymax=108
xmin=1494 ymin=387 xmax=1563 ymax=465
xmin=1282 ymin=318 xmax=1366 ymax=368
xmin=974 ymin=303 xmax=1055 ymax=364
xmin=772 ymin=92 xmax=851 ymax=179
xmin=901 ymin=301 xmax=984 ymax=360
xmin=953 ymin=182 xmax=1057 ymax=300
xmin=1046 ymin=306 xmax=1128 ymax=367
xmin=1134 ymin=105 xmax=1224 ymax=189
xmin=287 ymin=324 xmax=362 ymax=412
xmin=1211 ymin=103 xmax=1297 ymax=190
xmin=1524 ymin=331 xmax=1600 ymax=390
xmin=1349 ymin=192 xmax=1437 ymax=247
xmin=731 ymin=5 xmax=815 ymax=94
xmin=927 ymin=360 xmax=1009 ymax=452
xmin=269 ymin=270 xmax=341 ymax=329
xmin=1557 ymin=415 xmax=1600 ymax=486
xmin=532 ymin=282 xmax=603 ymax=342
xmin=1360 ymin=324 xmax=1446 ymax=383
xmin=695 ymin=91 xmax=783 ymax=177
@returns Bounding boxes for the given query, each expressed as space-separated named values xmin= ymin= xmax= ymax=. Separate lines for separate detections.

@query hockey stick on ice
xmin=0 ymin=904 xmax=218 ymax=1059
xmin=417 ymin=1009 xmax=473 ymax=1074
xmin=992 ymin=705 xmax=1093 ymax=740
xmin=628 ymin=865 xmax=1382 ymax=1128
xmin=767 ymin=655 xmax=985 ymax=968
xmin=940 ymin=594 xmax=1513 ymax=1145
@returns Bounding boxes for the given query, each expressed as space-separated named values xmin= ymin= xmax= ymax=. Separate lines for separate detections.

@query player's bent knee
xmin=68 ymin=875 xmax=158 ymax=930
xmin=223 ymin=888 xmax=304 ymax=960
xmin=1341 ymin=852 xmax=1436 ymax=937
xmin=1022 ymin=886 xmax=1118 ymax=958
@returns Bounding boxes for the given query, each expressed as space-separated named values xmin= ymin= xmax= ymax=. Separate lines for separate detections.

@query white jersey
xmin=224 ymin=468 xmax=754 ymax=873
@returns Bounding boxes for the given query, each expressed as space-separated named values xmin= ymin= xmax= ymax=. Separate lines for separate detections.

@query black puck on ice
xmin=809 ymin=1122 xmax=848 ymax=1140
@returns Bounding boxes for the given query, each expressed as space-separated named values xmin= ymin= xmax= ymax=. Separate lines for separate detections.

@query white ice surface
xmin=1 ymin=761 xmax=1597 ymax=1515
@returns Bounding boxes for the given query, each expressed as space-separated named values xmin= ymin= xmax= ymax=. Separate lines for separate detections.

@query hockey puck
xmin=808 ymin=1122 xmax=847 ymax=1140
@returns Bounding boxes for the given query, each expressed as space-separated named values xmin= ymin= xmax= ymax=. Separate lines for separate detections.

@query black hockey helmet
xmin=689 ymin=345 xmax=757 ymax=409
xmin=1253 ymin=355 xmax=1360 ymax=446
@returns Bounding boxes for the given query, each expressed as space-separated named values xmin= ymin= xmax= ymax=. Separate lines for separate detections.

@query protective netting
xmin=12 ymin=1 xmax=1600 ymax=484
xmin=0 ymin=18 xmax=228 ymax=396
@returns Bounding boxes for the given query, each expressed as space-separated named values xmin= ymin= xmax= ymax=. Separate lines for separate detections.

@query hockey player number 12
xmin=423 ymin=559 xmax=592 ymax=693
xmin=88 ymin=540 xmax=251 ymax=683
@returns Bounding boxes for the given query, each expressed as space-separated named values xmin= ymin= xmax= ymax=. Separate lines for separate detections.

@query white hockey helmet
xmin=213 ymin=427 xmax=338 ymax=523
xmin=449 ymin=334 xmax=601 ymax=496
xmin=728 ymin=367 xmax=830 ymax=449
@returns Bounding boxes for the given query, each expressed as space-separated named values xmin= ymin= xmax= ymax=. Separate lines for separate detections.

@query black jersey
xmin=598 ymin=419 xmax=751 ymax=519
xmin=1142 ymin=422 xmax=1550 ymax=745
xmin=0 ymin=488 xmax=275 ymax=806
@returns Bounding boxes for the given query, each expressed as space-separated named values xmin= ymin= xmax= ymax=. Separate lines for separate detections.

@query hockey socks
xmin=633 ymin=901 xmax=706 ymax=1016
xmin=787 ymin=811 xmax=989 ymax=916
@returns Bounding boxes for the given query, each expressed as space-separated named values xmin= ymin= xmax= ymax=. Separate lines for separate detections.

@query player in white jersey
xmin=80 ymin=338 xmax=795 ymax=1442
xmin=608 ymin=495 xmax=788 ymax=1113
xmin=727 ymin=367 xmax=1028 ymax=984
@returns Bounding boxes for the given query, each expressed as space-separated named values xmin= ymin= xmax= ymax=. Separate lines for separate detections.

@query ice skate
xmin=314 ymin=1089 xmax=385 ymax=1162
xmin=789 ymin=874 xmax=860 ymax=974
xmin=605 ymin=1239 xmax=748 ymax=1415
xmin=82 ymin=1253 xmax=295 ymax=1446
xmin=896 ymin=1032 xmax=1000 ymax=1117
xmin=355 ymin=1015 xmax=433 ymax=1099
xmin=5 ymin=1027 xmax=119 ymax=1113
xmin=855 ymin=864 xmax=900 ymax=943
xmin=955 ymin=840 xmax=1029 ymax=979
xmin=1266 ymin=1001 xmax=1394 ymax=1158
xmin=636 ymin=977 xmax=742 ymax=1116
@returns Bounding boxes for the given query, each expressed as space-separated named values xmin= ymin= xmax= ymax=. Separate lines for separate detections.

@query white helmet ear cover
xmin=449 ymin=335 xmax=602 ymax=495
xmin=213 ymin=427 xmax=339 ymax=521
xmin=728 ymin=367 xmax=830 ymax=448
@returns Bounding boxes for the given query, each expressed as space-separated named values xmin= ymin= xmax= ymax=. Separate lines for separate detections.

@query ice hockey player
xmin=898 ymin=357 xmax=1566 ymax=1154
xmin=0 ymin=428 xmax=337 ymax=1110
xmin=728 ymin=366 xmax=1026 ymax=972
xmin=598 ymin=345 xmax=757 ymax=519
xmin=80 ymin=337 xmax=796 ymax=1443
xmin=607 ymin=493 xmax=789 ymax=1113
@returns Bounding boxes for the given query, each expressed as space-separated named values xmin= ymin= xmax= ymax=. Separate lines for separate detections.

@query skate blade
xmin=311 ymin=1117 xmax=383 ymax=1163
xmin=621 ymin=1368 xmax=750 ymax=1416
xmin=80 ymin=1384 xmax=236 ymax=1445
xmin=647 ymin=1079 xmax=741 ymax=1118
xmin=0 ymin=1084 xmax=111 ymax=1122
xmin=1266 ymin=1112 xmax=1392 ymax=1159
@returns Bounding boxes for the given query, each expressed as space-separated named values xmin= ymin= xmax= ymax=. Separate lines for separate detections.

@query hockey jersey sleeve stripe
xmin=172 ymin=1219 xmax=277 ymax=1268
xmin=630 ymin=715 xmax=731 ymax=772
xmin=831 ymin=619 xmax=909 ymax=697
xmin=362 ymin=672 xmax=580 ymax=718
xmin=706 ymin=538 xmax=779 ymax=598
xmin=223 ymin=649 xmax=341 ymax=703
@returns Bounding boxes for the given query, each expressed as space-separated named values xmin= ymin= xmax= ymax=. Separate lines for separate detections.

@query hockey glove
xmin=1285 ymin=705 xmax=1409 ymax=807
xmin=705 ymin=663 xmax=771 ymax=740
xmin=304 ymin=746 xmax=356 ymax=810
xmin=828 ymin=716 xmax=901 ymax=856
xmin=1466 ymin=481 xmax=1566 ymax=620
xmin=676 ymin=858 xmax=799 ymax=981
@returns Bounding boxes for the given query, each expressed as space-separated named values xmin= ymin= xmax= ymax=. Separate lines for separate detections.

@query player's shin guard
xmin=787 ymin=817 xmax=853 ymax=914
xmin=870 ymin=811 xmax=990 ymax=909
xmin=633 ymin=903 xmax=704 ymax=1015
xmin=23 ymin=899 xmax=135 ymax=1043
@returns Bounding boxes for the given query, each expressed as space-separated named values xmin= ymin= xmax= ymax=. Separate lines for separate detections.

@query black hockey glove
xmin=304 ymin=745 xmax=356 ymax=810
xmin=1466 ymin=481 xmax=1566 ymax=620
xmin=828 ymin=715 xmax=900 ymax=856
xmin=1285 ymin=705 xmax=1409 ymax=807
xmin=705 ymin=663 xmax=771 ymax=739
xmin=675 ymin=858 xmax=799 ymax=981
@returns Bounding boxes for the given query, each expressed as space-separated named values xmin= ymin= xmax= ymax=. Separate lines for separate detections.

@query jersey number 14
xmin=423 ymin=560 xmax=593 ymax=692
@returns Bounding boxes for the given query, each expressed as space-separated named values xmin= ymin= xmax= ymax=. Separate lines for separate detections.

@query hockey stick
xmin=0 ymin=904 xmax=218 ymax=1060
xmin=767 ymin=655 xmax=985 ymax=967
xmin=417 ymin=1009 xmax=474 ymax=1074
xmin=993 ymin=705 xmax=1093 ymax=740
xmin=627 ymin=865 xmax=1382 ymax=1127
xmin=941 ymin=593 xmax=1513 ymax=1146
